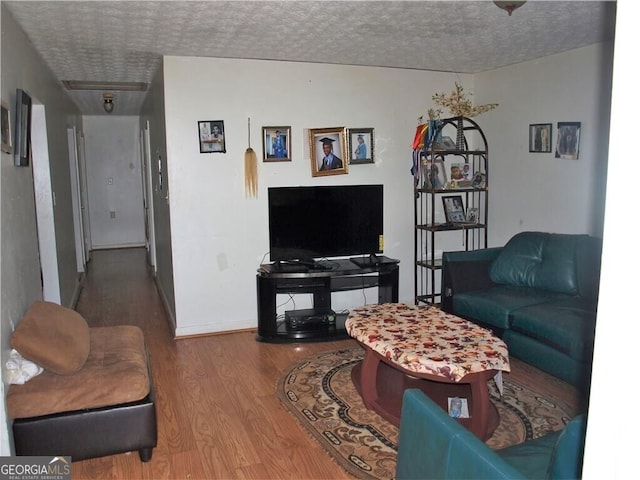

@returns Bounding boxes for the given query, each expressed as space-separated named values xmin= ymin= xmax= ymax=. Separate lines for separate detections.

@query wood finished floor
xmin=71 ymin=248 xmax=584 ymax=479
xmin=72 ymin=248 xmax=356 ymax=479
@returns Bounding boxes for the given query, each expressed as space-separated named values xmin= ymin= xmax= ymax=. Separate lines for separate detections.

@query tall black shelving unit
xmin=414 ymin=116 xmax=489 ymax=305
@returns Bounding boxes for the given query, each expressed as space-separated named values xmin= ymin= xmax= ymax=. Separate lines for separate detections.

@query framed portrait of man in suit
xmin=309 ymin=127 xmax=348 ymax=177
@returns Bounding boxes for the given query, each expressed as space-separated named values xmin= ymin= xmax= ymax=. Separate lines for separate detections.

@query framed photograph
xmin=1 ymin=101 xmax=12 ymax=154
xmin=348 ymin=128 xmax=374 ymax=164
xmin=441 ymin=136 xmax=457 ymax=150
xmin=442 ymin=195 xmax=466 ymax=223
xmin=472 ymin=171 xmax=486 ymax=189
xmin=262 ymin=126 xmax=291 ymax=162
xmin=424 ymin=159 xmax=447 ymax=190
xmin=14 ymin=89 xmax=32 ymax=166
xmin=198 ymin=120 xmax=226 ymax=153
xmin=466 ymin=207 xmax=479 ymax=223
xmin=555 ymin=122 xmax=580 ymax=160
xmin=529 ymin=123 xmax=552 ymax=153
xmin=310 ymin=127 xmax=348 ymax=177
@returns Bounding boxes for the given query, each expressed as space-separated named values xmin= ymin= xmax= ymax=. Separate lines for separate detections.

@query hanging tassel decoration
xmin=244 ymin=118 xmax=258 ymax=198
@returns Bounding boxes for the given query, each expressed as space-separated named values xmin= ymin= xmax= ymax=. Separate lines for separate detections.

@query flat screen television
xmin=268 ymin=184 xmax=383 ymax=263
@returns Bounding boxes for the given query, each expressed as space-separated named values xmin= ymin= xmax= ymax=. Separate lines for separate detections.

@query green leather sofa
xmin=441 ymin=231 xmax=601 ymax=390
xmin=396 ymin=389 xmax=587 ymax=480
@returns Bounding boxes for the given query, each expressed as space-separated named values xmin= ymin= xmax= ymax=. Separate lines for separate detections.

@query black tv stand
xmin=350 ymin=253 xmax=387 ymax=268
xmin=256 ymin=257 xmax=399 ymax=343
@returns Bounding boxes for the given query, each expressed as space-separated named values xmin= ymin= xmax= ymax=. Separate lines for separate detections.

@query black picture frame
xmin=555 ymin=121 xmax=581 ymax=160
xmin=14 ymin=89 xmax=32 ymax=167
xmin=198 ymin=120 xmax=226 ymax=153
xmin=529 ymin=123 xmax=552 ymax=153
xmin=1 ymin=101 xmax=12 ymax=154
xmin=442 ymin=195 xmax=466 ymax=223
xmin=348 ymin=128 xmax=374 ymax=164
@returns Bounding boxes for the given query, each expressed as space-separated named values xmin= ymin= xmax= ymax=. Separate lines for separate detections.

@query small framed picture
xmin=14 ymin=89 xmax=32 ymax=166
xmin=262 ymin=126 xmax=291 ymax=162
xmin=424 ymin=159 xmax=447 ymax=190
xmin=310 ymin=127 xmax=348 ymax=177
xmin=348 ymin=128 xmax=374 ymax=164
xmin=441 ymin=136 xmax=457 ymax=150
xmin=442 ymin=195 xmax=466 ymax=223
xmin=1 ymin=101 xmax=12 ymax=154
xmin=555 ymin=122 xmax=581 ymax=160
xmin=471 ymin=171 xmax=486 ymax=189
xmin=198 ymin=120 xmax=226 ymax=153
xmin=466 ymin=207 xmax=479 ymax=223
xmin=529 ymin=123 xmax=552 ymax=153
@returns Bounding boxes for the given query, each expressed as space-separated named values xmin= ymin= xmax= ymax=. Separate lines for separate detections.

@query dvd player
xmin=285 ymin=308 xmax=336 ymax=331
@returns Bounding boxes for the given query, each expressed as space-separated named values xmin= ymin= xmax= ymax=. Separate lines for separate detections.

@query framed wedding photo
xmin=198 ymin=120 xmax=226 ymax=153
xmin=1 ymin=101 xmax=12 ymax=154
xmin=262 ymin=126 xmax=291 ymax=162
xmin=529 ymin=123 xmax=552 ymax=153
xmin=348 ymin=128 xmax=374 ymax=164
xmin=309 ymin=127 xmax=348 ymax=177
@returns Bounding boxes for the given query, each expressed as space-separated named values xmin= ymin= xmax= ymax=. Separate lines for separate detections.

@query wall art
xmin=348 ymin=128 xmax=374 ymax=164
xmin=262 ymin=126 xmax=291 ymax=162
xmin=14 ymin=89 xmax=32 ymax=166
xmin=529 ymin=123 xmax=552 ymax=153
xmin=198 ymin=120 xmax=226 ymax=153
xmin=555 ymin=122 xmax=580 ymax=160
xmin=309 ymin=127 xmax=348 ymax=177
xmin=1 ymin=101 xmax=12 ymax=154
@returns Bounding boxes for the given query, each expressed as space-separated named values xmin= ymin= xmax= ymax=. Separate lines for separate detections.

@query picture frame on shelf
xmin=466 ymin=207 xmax=479 ymax=223
xmin=441 ymin=136 xmax=457 ymax=150
xmin=198 ymin=120 xmax=226 ymax=153
xmin=442 ymin=195 xmax=466 ymax=223
xmin=309 ymin=127 xmax=348 ymax=177
xmin=14 ymin=89 xmax=32 ymax=166
xmin=348 ymin=127 xmax=374 ymax=164
xmin=262 ymin=126 xmax=291 ymax=162
xmin=529 ymin=123 xmax=552 ymax=153
xmin=555 ymin=122 xmax=580 ymax=160
xmin=1 ymin=101 xmax=12 ymax=154
xmin=471 ymin=171 xmax=486 ymax=189
xmin=424 ymin=159 xmax=447 ymax=190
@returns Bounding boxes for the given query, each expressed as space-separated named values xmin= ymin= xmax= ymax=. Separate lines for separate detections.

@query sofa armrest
xmin=396 ymin=389 xmax=524 ymax=480
xmin=441 ymin=247 xmax=502 ymax=313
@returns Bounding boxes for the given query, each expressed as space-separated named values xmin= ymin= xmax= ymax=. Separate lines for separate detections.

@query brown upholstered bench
xmin=7 ymin=301 xmax=157 ymax=462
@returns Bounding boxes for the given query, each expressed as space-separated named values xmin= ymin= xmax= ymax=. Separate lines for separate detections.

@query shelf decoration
xmin=430 ymin=83 xmax=498 ymax=149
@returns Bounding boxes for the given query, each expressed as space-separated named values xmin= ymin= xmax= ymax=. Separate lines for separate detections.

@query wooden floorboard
xmin=71 ymin=247 xmax=583 ymax=479
xmin=72 ymin=248 xmax=355 ymax=480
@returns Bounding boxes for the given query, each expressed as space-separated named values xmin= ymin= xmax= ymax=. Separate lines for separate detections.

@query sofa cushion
xmin=510 ymin=299 xmax=596 ymax=361
xmin=496 ymin=430 xmax=559 ymax=479
xmin=7 ymin=325 xmax=150 ymax=419
xmin=11 ymin=301 xmax=90 ymax=375
xmin=453 ymin=286 xmax=566 ymax=330
xmin=490 ymin=232 xmax=587 ymax=295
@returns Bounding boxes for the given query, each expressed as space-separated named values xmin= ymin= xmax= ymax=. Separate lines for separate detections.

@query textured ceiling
xmin=5 ymin=1 xmax=616 ymax=116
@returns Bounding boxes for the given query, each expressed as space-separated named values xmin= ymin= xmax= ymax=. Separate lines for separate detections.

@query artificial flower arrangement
xmin=429 ymin=82 xmax=498 ymax=120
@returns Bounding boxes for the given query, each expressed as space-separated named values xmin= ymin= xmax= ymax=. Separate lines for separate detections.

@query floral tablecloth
xmin=345 ymin=303 xmax=510 ymax=382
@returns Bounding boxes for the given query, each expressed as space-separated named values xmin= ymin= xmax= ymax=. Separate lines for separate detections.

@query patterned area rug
xmin=277 ymin=347 xmax=577 ymax=480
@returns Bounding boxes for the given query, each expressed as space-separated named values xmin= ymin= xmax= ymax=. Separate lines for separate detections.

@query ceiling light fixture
xmin=103 ymin=93 xmax=114 ymax=114
xmin=63 ymin=80 xmax=147 ymax=91
xmin=493 ymin=1 xmax=526 ymax=16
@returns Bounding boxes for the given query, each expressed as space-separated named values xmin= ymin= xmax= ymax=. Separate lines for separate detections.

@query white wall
xmin=162 ymin=48 xmax=612 ymax=337
xmin=83 ymin=116 xmax=146 ymax=249
xmin=474 ymin=42 xmax=613 ymax=246
xmin=163 ymin=56 xmax=468 ymax=336
xmin=1 ymin=4 xmax=82 ymax=455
